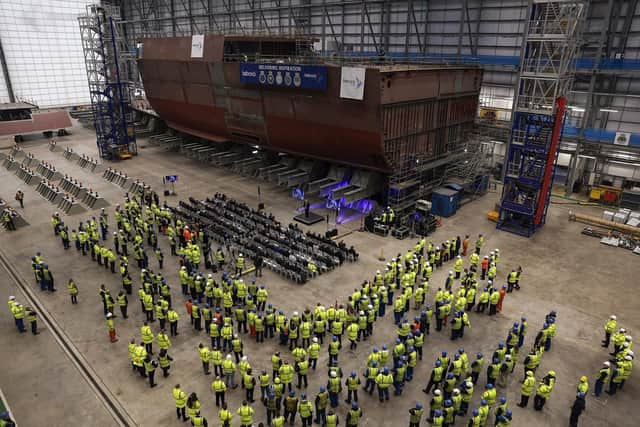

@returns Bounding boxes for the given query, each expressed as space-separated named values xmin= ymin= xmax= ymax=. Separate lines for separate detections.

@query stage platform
xmin=293 ymin=211 xmax=325 ymax=225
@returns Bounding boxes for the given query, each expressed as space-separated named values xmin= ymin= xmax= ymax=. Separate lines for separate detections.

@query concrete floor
xmin=0 ymin=123 xmax=638 ymax=427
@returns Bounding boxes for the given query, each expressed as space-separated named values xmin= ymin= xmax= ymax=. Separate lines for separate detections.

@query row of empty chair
xmin=172 ymin=194 xmax=357 ymax=283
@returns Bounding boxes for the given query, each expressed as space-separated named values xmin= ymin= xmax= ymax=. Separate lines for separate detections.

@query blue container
xmin=431 ymin=187 xmax=460 ymax=217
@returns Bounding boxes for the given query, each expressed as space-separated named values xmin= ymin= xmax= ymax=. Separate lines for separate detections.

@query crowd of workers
xmin=5 ymin=188 xmax=635 ymax=427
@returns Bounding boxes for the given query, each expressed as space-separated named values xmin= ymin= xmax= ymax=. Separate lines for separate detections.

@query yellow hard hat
xmin=580 ymin=376 xmax=587 ymax=382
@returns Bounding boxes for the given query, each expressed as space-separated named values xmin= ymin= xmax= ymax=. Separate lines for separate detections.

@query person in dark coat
xmin=569 ymin=392 xmax=586 ymax=427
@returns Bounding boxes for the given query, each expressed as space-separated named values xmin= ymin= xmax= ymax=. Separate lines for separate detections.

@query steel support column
xmin=0 ymin=36 xmax=15 ymax=103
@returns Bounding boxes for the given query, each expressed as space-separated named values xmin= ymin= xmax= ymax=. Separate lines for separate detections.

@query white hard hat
xmin=330 ymin=371 xmax=336 ymax=377
xmin=434 ymin=389 xmax=441 ymax=395
xmin=453 ymin=388 xmax=460 ymax=394
xmin=449 ymin=271 xmax=453 ymax=275
xmin=313 ymin=337 xmax=318 ymax=343
xmin=628 ymin=350 xmax=634 ymax=356
xmin=9 ymin=296 xmax=15 ymax=300
xmin=611 ymin=315 xmax=617 ymax=320
xmin=226 ymin=354 xmax=232 ymax=360
xmin=181 ymin=266 xmax=186 ymax=270
xmin=621 ymin=328 xmax=627 ymax=333
xmin=241 ymin=355 xmax=248 ymax=361
xmin=625 ymin=355 xmax=633 ymax=361
xmin=604 ymin=361 xmax=611 ymax=366
xmin=376 ymin=270 xmax=380 ymax=274
xmin=293 ymin=311 xmax=299 ymax=316
xmin=106 ymin=312 xmax=113 ymax=318
xmin=239 ymin=253 xmax=243 ymax=257
xmin=208 ymin=274 xmax=212 ymax=278
xmin=359 ymin=311 xmax=365 ymax=315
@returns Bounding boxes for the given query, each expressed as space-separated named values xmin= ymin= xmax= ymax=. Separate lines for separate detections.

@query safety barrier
xmin=58 ymin=194 xmax=86 ymax=215
xmin=1 ymin=199 xmax=28 ymax=229
xmin=35 ymin=180 xmax=63 ymax=205
xmin=77 ymin=153 xmax=102 ymax=173
xmin=10 ymin=144 xmax=24 ymax=158
xmin=129 ymin=179 xmax=149 ymax=196
xmin=36 ymin=161 xmax=61 ymax=181
xmin=48 ymin=140 xmax=61 ymax=152
xmin=2 ymin=155 xmax=18 ymax=171
xmin=21 ymin=153 xmax=38 ymax=167
xmin=103 ymin=167 xmax=130 ymax=188
xmin=59 ymin=175 xmax=88 ymax=199
xmin=82 ymin=190 xmax=109 ymax=209
xmin=15 ymin=165 xmax=39 ymax=186
xmin=63 ymin=147 xmax=79 ymax=161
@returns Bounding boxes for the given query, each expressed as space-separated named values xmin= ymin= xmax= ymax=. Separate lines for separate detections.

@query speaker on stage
xmin=258 ymin=202 xmax=265 ymax=210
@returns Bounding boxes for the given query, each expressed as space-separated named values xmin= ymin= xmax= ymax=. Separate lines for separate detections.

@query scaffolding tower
xmin=497 ymin=0 xmax=585 ymax=237
xmin=79 ymin=4 xmax=137 ymax=160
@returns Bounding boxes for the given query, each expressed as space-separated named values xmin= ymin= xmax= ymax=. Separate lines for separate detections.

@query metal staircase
xmin=497 ymin=0 xmax=585 ymax=237
xmin=78 ymin=4 xmax=137 ymax=160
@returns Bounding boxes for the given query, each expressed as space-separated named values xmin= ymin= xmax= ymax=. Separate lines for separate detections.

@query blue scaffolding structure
xmin=79 ymin=5 xmax=137 ymax=160
xmin=497 ymin=0 xmax=585 ymax=237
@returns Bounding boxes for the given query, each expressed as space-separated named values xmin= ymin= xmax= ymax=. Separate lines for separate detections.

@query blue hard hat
xmin=444 ymin=399 xmax=452 ymax=406
xmin=500 ymin=396 xmax=507 ymax=404
xmin=506 ymin=409 xmax=512 ymax=417
xmin=396 ymin=338 xmax=401 ymax=344
xmin=435 ymin=360 xmax=441 ymax=367
xmin=382 ymin=345 xmax=387 ymax=350
xmin=289 ymin=390 xmax=296 ymax=396
xmin=472 ymin=409 xmax=479 ymax=416
xmin=371 ymin=361 xmax=378 ymax=367
xmin=373 ymin=347 xmax=379 ymax=352
xmin=487 ymin=384 xmax=493 ymax=390
xmin=333 ymin=336 xmax=338 ymax=341
xmin=498 ymin=342 xmax=504 ymax=348
xmin=408 ymin=333 xmax=413 ymax=338
xmin=320 ymin=386 xmax=326 ymax=392
xmin=351 ymin=401 xmax=358 ymax=409
xmin=416 ymin=402 xmax=423 ymax=409
xmin=442 ymin=351 xmax=447 ymax=357
xmin=351 ymin=371 xmax=357 ymax=377
xmin=481 ymin=399 xmax=487 ymax=405
xmin=544 ymin=323 xmax=549 ymax=328
xmin=447 ymin=372 xmax=454 ymax=379
xmin=383 ymin=367 xmax=389 ymax=374
xmin=521 ymin=316 xmax=526 ymax=321
xmin=458 ymin=348 xmax=464 ymax=354
xmin=477 ymin=352 xmax=483 ymax=358
xmin=454 ymin=354 xmax=459 ymax=360
xmin=434 ymin=409 xmax=442 ymax=417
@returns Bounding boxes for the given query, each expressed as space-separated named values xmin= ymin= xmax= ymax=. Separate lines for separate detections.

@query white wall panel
xmin=0 ymin=0 xmax=90 ymax=108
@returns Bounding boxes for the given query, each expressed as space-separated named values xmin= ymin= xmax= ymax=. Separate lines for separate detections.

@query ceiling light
xmin=599 ymin=108 xmax=619 ymax=113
